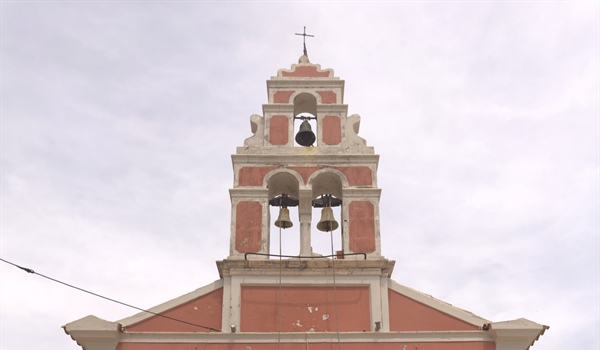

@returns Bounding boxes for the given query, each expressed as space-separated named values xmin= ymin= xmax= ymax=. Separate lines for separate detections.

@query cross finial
xmin=295 ymin=26 xmax=314 ymax=58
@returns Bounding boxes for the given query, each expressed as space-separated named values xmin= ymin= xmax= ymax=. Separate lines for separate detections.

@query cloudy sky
xmin=1 ymin=1 xmax=598 ymax=349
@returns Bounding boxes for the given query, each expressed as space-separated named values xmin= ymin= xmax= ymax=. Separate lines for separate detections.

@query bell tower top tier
xmin=229 ymin=55 xmax=383 ymax=262
xmin=238 ymin=54 xmax=373 ymax=155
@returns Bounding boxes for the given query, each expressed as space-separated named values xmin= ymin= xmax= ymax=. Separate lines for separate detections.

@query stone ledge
xmin=217 ymin=258 xmax=395 ymax=278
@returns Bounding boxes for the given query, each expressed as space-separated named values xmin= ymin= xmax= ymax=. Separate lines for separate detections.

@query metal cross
xmin=295 ymin=26 xmax=314 ymax=57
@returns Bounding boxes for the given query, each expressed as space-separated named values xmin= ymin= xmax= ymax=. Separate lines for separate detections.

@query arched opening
xmin=267 ymin=172 xmax=300 ymax=258
xmin=310 ymin=172 xmax=344 ymax=257
xmin=293 ymin=93 xmax=318 ymax=147
xmin=293 ymin=92 xmax=317 ymax=116
xmin=269 ymin=204 xmax=299 ymax=258
xmin=311 ymin=195 xmax=342 ymax=258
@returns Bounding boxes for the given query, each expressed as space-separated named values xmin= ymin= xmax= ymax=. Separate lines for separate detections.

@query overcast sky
xmin=1 ymin=2 xmax=598 ymax=350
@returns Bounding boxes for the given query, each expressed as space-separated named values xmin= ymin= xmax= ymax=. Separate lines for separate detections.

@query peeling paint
xmin=307 ymin=306 xmax=313 ymax=313
xmin=193 ymin=306 xmax=198 ymax=310
xmin=294 ymin=320 xmax=302 ymax=327
xmin=322 ymin=314 xmax=329 ymax=320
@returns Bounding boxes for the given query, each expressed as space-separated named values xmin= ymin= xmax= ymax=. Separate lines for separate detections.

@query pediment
xmin=388 ymin=280 xmax=489 ymax=331
xmin=118 ymin=279 xmax=223 ymax=332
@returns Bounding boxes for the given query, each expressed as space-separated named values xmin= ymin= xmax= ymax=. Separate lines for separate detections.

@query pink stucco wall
xmin=317 ymin=91 xmax=337 ymax=104
xmin=281 ymin=66 xmax=331 ymax=77
xmin=125 ymin=289 xmax=223 ymax=333
xmin=269 ymin=115 xmax=289 ymax=145
xmin=349 ymin=201 xmax=376 ymax=253
xmin=322 ymin=116 xmax=341 ymax=145
xmin=235 ymin=201 xmax=263 ymax=253
xmin=240 ymin=286 xmax=371 ymax=332
xmin=273 ymin=90 xmax=294 ymax=103
xmin=388 ymin=290 xmax=479 ymax=331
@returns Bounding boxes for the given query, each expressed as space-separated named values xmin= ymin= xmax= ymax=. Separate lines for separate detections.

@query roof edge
xmin=388 ymin=279 xmax=491 ymax=327
xmin=117 ymin=279 xmax=224 ymax=327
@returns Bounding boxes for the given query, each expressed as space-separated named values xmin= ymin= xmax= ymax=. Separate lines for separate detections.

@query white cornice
xmin=231 ymin=154 xmax=379 ymax=165
xmin=489 ymin=318 xmax=549 ymax=350
xmin=261 ymin=104 xmax=349 ymax=114
xmin=343 ymin=188 xmax=382 ymax=199
xmin=229 ymin=188 xmax=269 ymax=199
xmin=266 ymin=80 xmax=344 ymax=88
xmin=119 ymin=330 xmax=493 ymax=343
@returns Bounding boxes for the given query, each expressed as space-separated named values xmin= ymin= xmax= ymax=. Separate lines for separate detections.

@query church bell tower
xmin=227 ymin=53 xmax=383 ymax=261
xmin=218 ymin=52 xmax=395 ymax=334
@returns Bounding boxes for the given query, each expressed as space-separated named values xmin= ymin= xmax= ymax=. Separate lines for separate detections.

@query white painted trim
xmin=263 ymin=167 xmax=305 ymax=188
xmin=229 ymin=274 xmax=381 ymax=333
xmin=379 ymin=278 xmax=390 ymax=332
xmin=388 ymin=280 xmax=490 ymax=327
xmin=267 ymin=80 xmax=344 ymax=89
xmin=118 ymin=280 xmax=224 ymax=327
xmin=307 ymin=167 xmax=349 ymax=189
xmin=119 ymin=330 xmax=493 ymax=343
xmin=342 ymin=188 xmax=382 ymax=199
xmin=229 ymin=188 xmax=269 ymax=199
xmin=231 ymin=154 xmax=379 ymax=166
xmin=221 ymin=276 xmax=232 ymax=333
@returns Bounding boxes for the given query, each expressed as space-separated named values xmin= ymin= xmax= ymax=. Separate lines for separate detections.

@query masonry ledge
xmin=232 ymin=153 xmax=378 ymax=163
xmin=119 ymin=330 xmax=492 ymax=343
xmin=217 ymin=259 xmax=395 ymax=278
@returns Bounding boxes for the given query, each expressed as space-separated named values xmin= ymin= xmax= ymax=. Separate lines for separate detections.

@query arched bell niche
xmin=266 ymin=171 xmax=301 ymax=258
xmin=310 ymin=170 xmax=345 ymax=257
xmin=293 ymin=93 xmax=318 ymax=147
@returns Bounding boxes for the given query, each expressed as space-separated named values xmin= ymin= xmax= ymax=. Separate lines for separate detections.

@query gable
xmin=119 ymin=280 xmax=223 ymax=333
xmin=388 ymin=280 xmax=489 ymax=332
xmin=389 ymin=289 xmax=477 ymax=331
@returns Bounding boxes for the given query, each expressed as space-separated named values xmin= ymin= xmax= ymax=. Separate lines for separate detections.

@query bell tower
xmin=227 ymin=53 xmax=383 ymax=260
xmin=218 ymin=52 xmax=394 ymax=334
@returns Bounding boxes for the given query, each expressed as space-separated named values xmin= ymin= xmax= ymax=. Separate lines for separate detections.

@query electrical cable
xmin=277 ymin=224 xmax=283 ymax=350
xmin=329 ymin=226 xmax=342 ymax=350
xmin=0 ymin=257 xmax=221 ymax=332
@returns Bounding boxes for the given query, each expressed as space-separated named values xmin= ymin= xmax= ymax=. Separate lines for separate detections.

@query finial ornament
xmin=295 ymin=26 xmax=314 ymax=58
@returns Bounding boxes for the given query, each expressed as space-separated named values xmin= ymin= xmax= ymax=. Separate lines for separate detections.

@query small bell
xmin=274 ymin=207 xmax=293 ymax=229
xmin=295 ymin=120 xmax=316 ymax=147
xmin=316 ymin=206 xmax=339 ymax=232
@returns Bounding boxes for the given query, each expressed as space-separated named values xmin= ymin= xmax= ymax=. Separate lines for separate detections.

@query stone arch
xmin=308 ymin=168 xmax=348 ymax=199
xmin=309 ymin=169 xmax=345 ymax=256
xmin=265 ymin=169 xmax=303 ymax=200
xmin=292 ymin=92 xmax=318 ymax=117
xmin=265 ymin=169 xmax=303 ymax=258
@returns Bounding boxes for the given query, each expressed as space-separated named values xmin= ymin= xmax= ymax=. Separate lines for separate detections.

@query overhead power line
xmin=0 ymin=257 xmax=221 ymax=332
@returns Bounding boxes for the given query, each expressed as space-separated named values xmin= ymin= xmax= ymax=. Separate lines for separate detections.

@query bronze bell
xmin=316 ymin=206 xmax=339 ymax=232
xmin=274 ymin=207 xmax=293 ymax=229
xmin=295 ymin=120 xmax=316 ymax=147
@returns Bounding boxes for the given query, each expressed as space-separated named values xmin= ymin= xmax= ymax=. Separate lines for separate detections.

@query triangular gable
xmin=388 ymin=280 xmax=489 ymax=331
xmin=118 ymin=279 xmax=223 ymax=332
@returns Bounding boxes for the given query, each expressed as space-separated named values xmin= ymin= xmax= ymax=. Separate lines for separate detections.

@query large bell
xmin=316 ymin=206 xmax=339 ymax=232
xmin=274 ymin=207 xmax=293 ymax=229
xmin=295 ymin=120 xmax=316 ymax=147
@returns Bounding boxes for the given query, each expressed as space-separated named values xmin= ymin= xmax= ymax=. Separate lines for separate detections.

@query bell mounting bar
xmin=293 ymin=116 xmax=316 ymax=121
